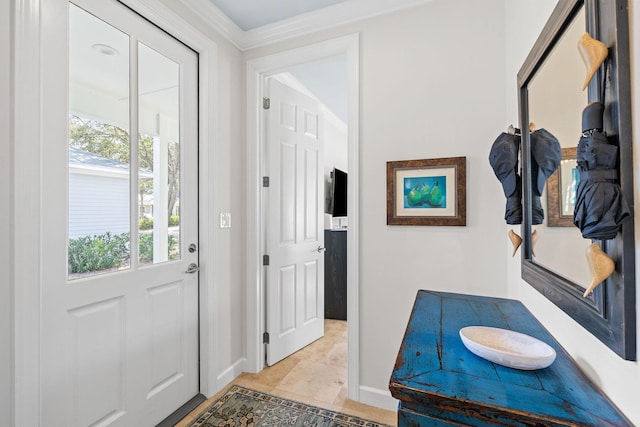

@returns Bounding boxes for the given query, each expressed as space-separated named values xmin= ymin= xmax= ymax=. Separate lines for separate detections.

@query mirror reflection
xmin=547 ymin=147 xmax=578 ymax=226
xmin=527 ymin=7 xmax=591 ymax=286
xmin=560 ymin=153 xmax=578 ymax=216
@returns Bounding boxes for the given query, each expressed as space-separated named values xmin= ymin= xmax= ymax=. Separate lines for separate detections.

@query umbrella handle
xmin=582 ymin=102 xmax=604 ymax=134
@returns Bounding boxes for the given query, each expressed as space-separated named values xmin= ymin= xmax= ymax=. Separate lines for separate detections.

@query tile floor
xmin=176 ymin=319 xmax=397 ymax=426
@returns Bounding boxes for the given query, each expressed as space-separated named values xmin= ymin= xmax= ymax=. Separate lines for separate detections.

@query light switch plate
xmin=220 ymin=212 xmax=231 ymax=228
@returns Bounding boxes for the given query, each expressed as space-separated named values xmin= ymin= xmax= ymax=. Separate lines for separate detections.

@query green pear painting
xmin=404 ymin=176 xmax=446 ymax=208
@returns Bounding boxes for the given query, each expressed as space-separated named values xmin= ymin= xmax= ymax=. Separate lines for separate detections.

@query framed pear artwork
xmin=387 ymin=157 xmax=466 ymax=226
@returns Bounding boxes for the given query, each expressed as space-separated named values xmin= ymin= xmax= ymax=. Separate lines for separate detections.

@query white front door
xmin=265 ymin=78 xmax=325 ymax=366
xmin=41 ymin=1 xmax=199 ymax=425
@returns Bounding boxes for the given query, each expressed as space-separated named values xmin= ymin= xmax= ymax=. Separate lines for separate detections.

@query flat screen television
xmin=329 ymin=167 xmax=347 ymax=217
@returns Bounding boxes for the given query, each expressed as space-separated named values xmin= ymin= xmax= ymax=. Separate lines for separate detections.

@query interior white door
xmin=41 ymin=1 xmax=199 ymax=425
xmin=265 ymin=78 xmax=325 ymax=366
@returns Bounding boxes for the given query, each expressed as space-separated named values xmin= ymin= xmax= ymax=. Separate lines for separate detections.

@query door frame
xmin=11 ymin=0 xmax=220 ymax=424
xmin=245 ymin=34 xmax=360 ymax=400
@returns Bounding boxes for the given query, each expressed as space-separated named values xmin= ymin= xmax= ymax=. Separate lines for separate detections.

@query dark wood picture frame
xmin=547 ymin=147 xmax=577 ymax=227
xmin=386 ymin=157 xmax=466 ymax=226
xmin=519 ymin=0 xmax=635 ymax=360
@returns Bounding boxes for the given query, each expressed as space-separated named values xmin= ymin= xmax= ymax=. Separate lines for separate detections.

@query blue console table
xmin=389 ymin=291 xmax=632 ymax=426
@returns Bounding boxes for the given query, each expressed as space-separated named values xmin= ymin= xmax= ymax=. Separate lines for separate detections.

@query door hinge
xmin=263 ymin=332 xmax=270 ymax=344
xmin=263 ymin=97 xmax=270 ymax=110
xmin=263 ymin=255 xmax=269 ymax=266
xmin=263 ymin=176 xmax=270 ymax=187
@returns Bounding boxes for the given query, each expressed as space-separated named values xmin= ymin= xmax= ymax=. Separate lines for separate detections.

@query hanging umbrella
xmin=489 ymin=131 xmax=522 ymax=225
xmin=489 ymin=128 xmax=561 ymax=226
xmin=530 ymin=128 xmax=562 ymax=225
xmin=573 ymin=102 xmax=630 ymax=240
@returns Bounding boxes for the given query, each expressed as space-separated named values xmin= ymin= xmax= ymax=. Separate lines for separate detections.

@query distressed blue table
xmin=389 ymin=290 xmax=632 ymax=426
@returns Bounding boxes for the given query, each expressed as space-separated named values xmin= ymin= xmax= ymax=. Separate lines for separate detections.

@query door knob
xmin=185 ymin=263 xmax=199 ymax=274
xmin=317 ymin=246 xmax=326 ymax=253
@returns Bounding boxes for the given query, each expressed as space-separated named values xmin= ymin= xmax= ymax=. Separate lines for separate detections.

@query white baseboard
xmin=216 ymin=358 xmax=246 ymax=391
xmin=358 ymin=385 xmax=399 ymax=412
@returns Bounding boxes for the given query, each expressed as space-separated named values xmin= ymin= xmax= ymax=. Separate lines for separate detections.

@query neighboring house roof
xmin=69 ymin=146 xmax=130 ymax=170
xmin=69 ymin=146 xmax=153 ymax=178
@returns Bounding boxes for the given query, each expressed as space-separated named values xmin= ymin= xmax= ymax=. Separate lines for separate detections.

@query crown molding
xmin=179 ymin=0 xmax=245 ymax=49
xmin=241 ymin=0 xmax=433 ymax=50
xmin=179 ymin=0 xmax=432 ymax=51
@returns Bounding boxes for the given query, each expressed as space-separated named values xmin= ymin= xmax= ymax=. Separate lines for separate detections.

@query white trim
xmin=0 ymin=0 xmax=13 ymax=424
xmin=245 ymin=59 xmax=263 ymax=374
xmin=358 ymin=386 xmax=399 ymax=412
xmin=344 ymin=34 xmax=360 ymax=402
xmin=178 ymin=0 xmax=244 ymax=50
xmin=12 ymin=1 xmax=43 ymax=425
xmin=242 ymin=0 xmax=432 ymax=50
xmin=216 ymin=358 xmax=246 ymax=387
xmin=178 ymin=0 xmax=432 ymax=50
xmin=245 ymin=33 xmax=361 ymax=400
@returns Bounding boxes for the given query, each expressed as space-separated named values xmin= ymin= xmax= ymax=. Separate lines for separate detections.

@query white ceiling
xmin=208 ymin=0 xmax=348 ymax=31
xmin=288 ymin=58 xmax=348 ymax=123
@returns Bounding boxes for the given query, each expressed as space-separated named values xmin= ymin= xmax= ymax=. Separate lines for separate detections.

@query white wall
xmin=1 ymin=0 xmax=12 ymax=423
xmin=357 ymin=0 xmax=509 ymax=393
xmin=245 ymin=0 xmax=510 ymax=397
xmin=212 ymin=44 xmax=246 ymax=380
xmin=324 ymin=118 xmax=347 ymax=175
xmin=506 ymin=1 xmax=640 ymax=424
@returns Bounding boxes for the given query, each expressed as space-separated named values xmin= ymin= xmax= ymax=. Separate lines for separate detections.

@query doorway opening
xmin=246 ymin=34 xmax=360 ymax=400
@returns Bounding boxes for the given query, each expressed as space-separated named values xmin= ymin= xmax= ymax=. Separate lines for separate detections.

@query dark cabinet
xmin=324 ymin=229 xmax=347 ymax=320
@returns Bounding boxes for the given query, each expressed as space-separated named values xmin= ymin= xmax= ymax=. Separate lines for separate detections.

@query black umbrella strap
xmin=580 ymin=169 xmax=618 ymax=182
xmin=599 ymin=56 xmax=611 ymax=105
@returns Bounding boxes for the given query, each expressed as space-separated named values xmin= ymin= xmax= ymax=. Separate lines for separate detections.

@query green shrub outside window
xmin=69 ymin=232 xmax=178 ymax=273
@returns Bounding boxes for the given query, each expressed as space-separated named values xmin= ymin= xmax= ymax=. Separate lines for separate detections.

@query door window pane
xmin=138 ymin=43 xmax=181 ymax=265
xmin=68 ymin=4 xmax=131 ymax=279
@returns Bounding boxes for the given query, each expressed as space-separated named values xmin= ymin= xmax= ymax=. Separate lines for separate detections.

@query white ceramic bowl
xmin=459 ymin=326 xmax=556 ymax=370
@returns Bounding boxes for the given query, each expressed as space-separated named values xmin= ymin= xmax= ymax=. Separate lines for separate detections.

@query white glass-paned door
xmin=45 ymin=1 xmax=200 ymax=425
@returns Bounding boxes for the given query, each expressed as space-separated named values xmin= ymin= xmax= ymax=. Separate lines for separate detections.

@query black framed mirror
xmin=518 ymin=0 xmax=635 ymax=360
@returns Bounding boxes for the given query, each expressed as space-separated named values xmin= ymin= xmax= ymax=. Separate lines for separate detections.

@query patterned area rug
xmin=187 ymin=385 xmax=392 ymax=427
